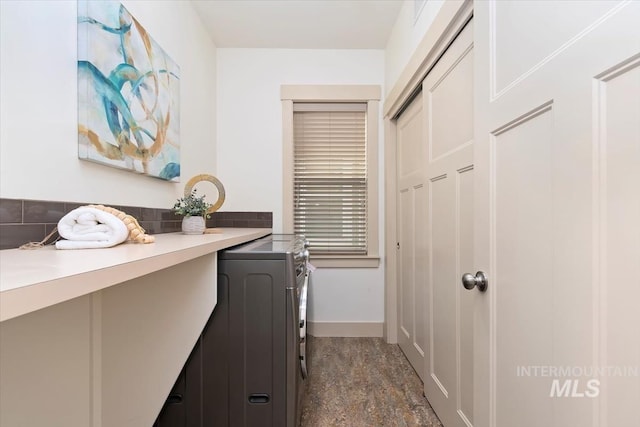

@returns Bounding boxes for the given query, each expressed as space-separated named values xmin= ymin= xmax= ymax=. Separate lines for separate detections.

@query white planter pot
xmin=182 ymin=216 xmax=206 ymax=235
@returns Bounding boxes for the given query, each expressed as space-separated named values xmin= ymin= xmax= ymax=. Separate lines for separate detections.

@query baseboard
xmin=307 ymin=321 xmax=384 ymax=338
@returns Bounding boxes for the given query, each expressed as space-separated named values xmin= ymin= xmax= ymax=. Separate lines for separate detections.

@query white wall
xmin=217 ymin=48 xmax=385 ymax=324
xmin=385 ymin=0 xmax=445 ymax=95
xmin=0 ymin=0 xmax=445 ymax=329
xmin=0 ymin=0 xmax=217 ymax=208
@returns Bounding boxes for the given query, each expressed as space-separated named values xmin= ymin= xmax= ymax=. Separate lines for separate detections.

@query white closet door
xmin=397 ymin=91 xmax=427 ymax=380
xmin=422 ymin=21 xmax=475 ymax=427
xmin=473 ymin=1 xmax=640 ymax=426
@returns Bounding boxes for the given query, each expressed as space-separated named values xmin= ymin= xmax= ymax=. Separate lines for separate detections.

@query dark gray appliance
xmin=218 ymin=234 xmax=310 ymax=427
xmin=153 ymin=234 xmax=310 ymax=427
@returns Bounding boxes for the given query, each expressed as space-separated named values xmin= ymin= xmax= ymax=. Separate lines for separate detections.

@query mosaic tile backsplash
xmin=0 ymin=198 xmax=272 ymax=250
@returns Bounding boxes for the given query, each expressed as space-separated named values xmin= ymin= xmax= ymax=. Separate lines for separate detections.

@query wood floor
xmin=300 ymin=337 xmax=443 ymax=427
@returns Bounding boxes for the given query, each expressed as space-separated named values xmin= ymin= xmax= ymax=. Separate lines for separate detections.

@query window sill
xmin=309 ymin=255 xmax=380 ymax=269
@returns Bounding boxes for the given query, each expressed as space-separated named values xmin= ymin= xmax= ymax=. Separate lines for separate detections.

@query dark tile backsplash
xmin=23 ymin=201 xmax=66 ymax=224
xmin=0 ymin=199 xmax=22 ymax=223
xmin=0 ymin=198 xmax=272 ymax=250
xmin=207 ymin=211 xmax=272 ymax=229
xmin=0 ymin=224 xmax=47 ymax=250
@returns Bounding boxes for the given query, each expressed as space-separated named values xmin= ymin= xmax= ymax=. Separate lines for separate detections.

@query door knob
xmin=462 ymin=271 xmax=488 ymax=292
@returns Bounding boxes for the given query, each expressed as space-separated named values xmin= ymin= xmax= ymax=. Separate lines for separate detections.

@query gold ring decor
xmin=184 ymin=174 xmax=226 ymax=215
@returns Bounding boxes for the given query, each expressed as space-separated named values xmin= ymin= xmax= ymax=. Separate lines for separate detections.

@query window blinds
xmin=293 ymin=103 xmax=368 ymax=255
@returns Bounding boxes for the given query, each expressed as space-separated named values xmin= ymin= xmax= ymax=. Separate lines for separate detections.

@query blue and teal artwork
xmin=78 ymin=1 xmax=180 ymax=181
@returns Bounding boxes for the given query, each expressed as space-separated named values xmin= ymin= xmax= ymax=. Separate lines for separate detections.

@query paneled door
xmin=473 ymin=1 xmax=640 ymax=426
xmin=397 ymin=91 xmax=427 ymax=380
xmin=422 ymin=21 xmax=475 ymax=427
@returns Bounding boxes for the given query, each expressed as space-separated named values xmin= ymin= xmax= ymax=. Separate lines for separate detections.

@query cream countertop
xmin=0 ymin=228 xmax=271 ymax=322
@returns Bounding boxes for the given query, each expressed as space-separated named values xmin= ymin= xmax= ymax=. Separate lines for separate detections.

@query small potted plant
xmin=173 ymin=189 xmax=213 ymax=235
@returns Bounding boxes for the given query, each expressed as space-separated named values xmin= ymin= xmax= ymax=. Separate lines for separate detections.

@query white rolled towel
xmin=55 ymin=206 xmax=129 ymax=250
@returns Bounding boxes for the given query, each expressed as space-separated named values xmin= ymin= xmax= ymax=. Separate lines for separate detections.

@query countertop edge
xmin=0 ymin=228 xmax=271 ymax=322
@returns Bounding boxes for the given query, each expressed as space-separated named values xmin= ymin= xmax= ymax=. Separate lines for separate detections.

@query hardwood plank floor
xmin=300 ymin=337 xmax=443 ymax=427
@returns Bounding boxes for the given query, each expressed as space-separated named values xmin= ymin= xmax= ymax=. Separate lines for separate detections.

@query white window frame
xmin=281 ymin=85 xmax=380 ymax=268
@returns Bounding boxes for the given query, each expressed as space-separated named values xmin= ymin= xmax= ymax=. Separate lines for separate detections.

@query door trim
xmin=384 ymin=0 xmax=473 ymax=343
xmin=384 ymin=0 xmax=473 ymax=119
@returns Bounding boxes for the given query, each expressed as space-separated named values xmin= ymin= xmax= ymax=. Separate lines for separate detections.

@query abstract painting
xmin=78 ymin=1 xmax=180 ymax=181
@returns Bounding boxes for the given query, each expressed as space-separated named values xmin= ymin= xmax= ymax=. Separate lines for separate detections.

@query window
xmin=282 ymin=85 xmax=380 ymax=268
xmin=294 ymin=103 xmax=367 ymax=255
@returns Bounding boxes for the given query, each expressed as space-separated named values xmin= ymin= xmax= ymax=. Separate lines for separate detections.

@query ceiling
xmin=191 ymin=0 xmax=404 ymax=49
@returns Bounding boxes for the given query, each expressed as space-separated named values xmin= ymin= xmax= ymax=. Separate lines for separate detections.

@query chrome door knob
xmin=462 ymin=271 xmax=488 ymax=292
